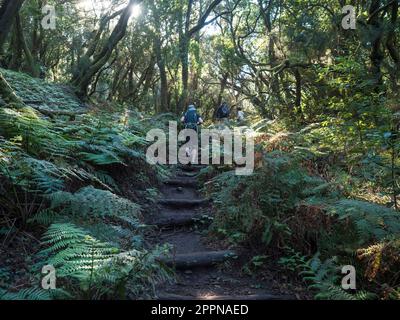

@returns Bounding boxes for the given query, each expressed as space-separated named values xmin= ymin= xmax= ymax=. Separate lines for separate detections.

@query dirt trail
xmin=149 ymin=165 xmax=297 ymax=300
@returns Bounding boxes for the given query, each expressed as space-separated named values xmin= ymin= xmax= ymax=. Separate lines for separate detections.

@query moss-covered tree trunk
xmin=0 ymin=71 xmax=24 ymax=108
xmin=15 ymin=13 xmax=40 ymax=77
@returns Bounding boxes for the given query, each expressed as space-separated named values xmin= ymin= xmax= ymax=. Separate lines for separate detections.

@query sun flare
xmin=78 ymin=0 xmax=142 ymax=19
xmin=130 ymin=4 xmax=142 ymax=18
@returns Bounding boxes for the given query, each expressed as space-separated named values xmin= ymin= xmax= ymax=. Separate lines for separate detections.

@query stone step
xmin=176 ymin=172 xmax=199 ymax=178
xmin=158 ymin=199 xmax=209 ymax=208
xmin=158 ymin=250 xmax=237 ymax=269
xmin=178 ymin=165 xmax=205 ymax=172
xmin=152 ymin=213 xmax=198 ymax=228
xmin=164 ymin=179 xmax=197 ymax=188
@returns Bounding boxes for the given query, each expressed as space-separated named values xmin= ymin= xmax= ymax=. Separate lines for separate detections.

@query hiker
xmin=216 ymin=102 xmax=231 ymax=121
xmin=181 ymin=104 xmax=203 ymax=131
xmin=181 ymin=104 xmax=203 ymax=163
xmin=237 ymin=107 xmax=245 ymax=123
xmin=215 ymin=102 xmax=230 ymax=128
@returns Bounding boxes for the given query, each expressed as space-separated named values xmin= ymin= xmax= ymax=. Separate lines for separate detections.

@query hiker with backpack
xmin=237 ymin=107 xmax=245 ymax=123
xmin=181 ymin=104 xmax=203 ymax=131
xmin=181 ymin=104 xmax=203 ymax=163
xmin=215 ymin=102 xmax=230 ymax=128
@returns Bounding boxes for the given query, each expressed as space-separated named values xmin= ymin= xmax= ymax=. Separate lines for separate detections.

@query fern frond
xmin=0 ymin=287 xmax=51 ymax=300
xmin=37 ymin=223 xmax=171 ymax=299
xmin=38 ymin=223 xmax=119 ymax=280
xmin=28 ymin=209 xmax=59 ymax=225
xmin=329 ymin=200 xmax=400 ymax=241
xmin=48 ymin=186 xmax=141 ymax=219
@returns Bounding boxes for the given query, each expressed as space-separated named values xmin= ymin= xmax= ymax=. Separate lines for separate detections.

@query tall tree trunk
xmin=140 ymin=56 xmax=156 ymax=101
xmin=293 ymin=68 xmax=304 ymax=121
xmin=8 ymin=23 xmax=23 ymax=70
xmin=368 ymin=0 xmax=384 ymax=88
xmin=15 ymin=13 xmax=40 ymax=77
xmin=177 ymin=0 xmax=223 ymax=113
xmin=294 ymin=68 xmax=301 ymax=109
xmin=177 ymin=0 xmax=193 ymax=113
xmin=31 ymin=0 xmax=44 ymax=63
xmin=258 ymin=0 xmax=282 ymax=104
xmin=386 ymin=0 xmax=399 ymax=92
xmin=178 ymin=34 xmax=190 ymax=112
xmin=154 ymin=37 xmax=169 ymax=112
xmin=0 ymin=0 xmax=25 ymax=56
xmin=191 ymin=31 xmax=202 ymax=94
xmin=386 ymin=0 xmax=399 ymax=64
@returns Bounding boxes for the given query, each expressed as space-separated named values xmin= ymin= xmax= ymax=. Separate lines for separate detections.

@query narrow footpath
xmin=148 ymin=164 xmax=297 ymax=300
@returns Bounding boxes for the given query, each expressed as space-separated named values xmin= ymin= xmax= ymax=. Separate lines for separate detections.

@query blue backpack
xmin=184 ymin=109 xmax=199 ymax=130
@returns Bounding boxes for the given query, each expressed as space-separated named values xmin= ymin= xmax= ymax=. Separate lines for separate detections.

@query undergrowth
xmin=0 ymin=70 xmax=173 ymax=299
xmin=202 ymin=120 xmax=399 ymax=300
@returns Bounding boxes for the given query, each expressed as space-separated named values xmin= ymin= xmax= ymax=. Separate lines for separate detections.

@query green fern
xmin=0 ymin=286 xmax=73 ymax=301
xmin=81 ymin=222 xmax=141 ymax=247
xmin=48 ymin=186 xmax=141 ymax=219
xmin=328 ymin=199 xmax=400 ymax=242
xmin=300 ymin=254 xmax=376 ymax=300
xmin=38 ymin=223 xmax=120 ymax=280
xmin=79 ymin=150 xmax=124 ymax=166
xmin=37 ymin=223 xmax=171 ymax=299
xmin=28 ymin=209 xmax=59 ymax=225
xmin=0 ymin=107 xmax=68 ymax=157
xmin=0 ymin=287 xmax=52 ymax=300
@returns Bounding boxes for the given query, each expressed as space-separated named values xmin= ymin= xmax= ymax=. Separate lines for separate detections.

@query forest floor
xmin=146 ymin=164 xmax=309 ymax=300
